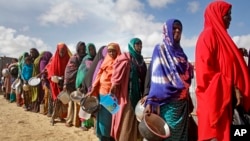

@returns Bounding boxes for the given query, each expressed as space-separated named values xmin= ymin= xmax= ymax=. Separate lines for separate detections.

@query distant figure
xmin=195 ymin=1 xmax=250 ymax=141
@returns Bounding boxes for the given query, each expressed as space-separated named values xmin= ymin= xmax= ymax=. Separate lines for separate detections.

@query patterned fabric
xmin=147 ymin=19 xmax=193 ymax=107
xmin=160 ymin=99 xmax=188 ymax=141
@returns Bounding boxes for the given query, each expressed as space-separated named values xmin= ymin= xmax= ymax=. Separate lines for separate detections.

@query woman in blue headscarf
xmin=144 ymin=19 xmax=193 ymax=141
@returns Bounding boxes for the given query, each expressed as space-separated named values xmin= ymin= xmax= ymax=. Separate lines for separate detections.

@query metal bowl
xmin=22 ymin=84 xmax=30 ymax=91
xmin=70 ymin=90 xmax=84 ymax=103
xmin=139 ymin=113 xmax=170 ymax=141
xmin=2 ymin=68 xmax=10 ymax=77
xmin=80 ymin=96 xmax=100 ymax=114
xmin=51 ymin=76 xmax=63 ymax=83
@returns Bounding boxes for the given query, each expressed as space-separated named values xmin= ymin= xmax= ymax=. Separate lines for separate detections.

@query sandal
xmin=65 ymin=123 xmax=73 ymax=127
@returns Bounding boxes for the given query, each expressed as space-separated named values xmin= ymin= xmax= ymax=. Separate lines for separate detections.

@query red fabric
xmin=195 ymin=1 xmax=250 ymax=141
xmin=46 ymin=43 xmax=71 ymax=100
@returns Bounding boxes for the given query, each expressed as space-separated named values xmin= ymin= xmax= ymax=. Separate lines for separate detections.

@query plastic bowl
xmin=139 ymin=113 xmax=170 ymax=141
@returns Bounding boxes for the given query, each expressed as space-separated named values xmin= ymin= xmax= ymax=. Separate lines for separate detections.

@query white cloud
xmin=181 ymin=35 xmax=198 ymax=48
xmin=147 ymin=0 xmax=176 ymax=8
xmin=232 ymin=34 xmax=250 ymax=49
xmin=187 ymin=1 xmax=200 ymax=13
xmin=0 ymin=26 xmax=50 ymax=58
xmin=38 ymin=1 xmax=85 ymax=26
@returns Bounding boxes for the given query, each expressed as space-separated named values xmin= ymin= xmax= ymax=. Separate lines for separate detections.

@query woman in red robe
xmin=195 ymin=1 xmax=250 ymax=141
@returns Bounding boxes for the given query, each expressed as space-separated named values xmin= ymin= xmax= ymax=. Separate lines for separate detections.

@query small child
xmin=21 ymin=56 xmax=33 ymax=111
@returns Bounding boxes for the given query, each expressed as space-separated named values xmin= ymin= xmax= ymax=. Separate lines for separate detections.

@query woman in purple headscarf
xmin=144 ymin=19 xmax=193 ymax=141
xmin=39 ymin=51 xmax=53 ymax=115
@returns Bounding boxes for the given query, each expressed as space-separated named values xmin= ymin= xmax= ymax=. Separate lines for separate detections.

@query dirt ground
xmin=0 ymin=92 xmax=99 ymax=141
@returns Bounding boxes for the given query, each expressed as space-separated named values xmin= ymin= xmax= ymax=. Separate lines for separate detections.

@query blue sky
xmin=0 ymin=0 xmax=249 ymax=61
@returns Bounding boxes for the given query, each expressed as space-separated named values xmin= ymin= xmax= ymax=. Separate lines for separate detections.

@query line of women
xmin=2 ymin=1 xmax=249 ymax=141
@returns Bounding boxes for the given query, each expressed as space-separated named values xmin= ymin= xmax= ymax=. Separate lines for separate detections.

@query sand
xmin=0 ymin=92 xmax=99 ymax=141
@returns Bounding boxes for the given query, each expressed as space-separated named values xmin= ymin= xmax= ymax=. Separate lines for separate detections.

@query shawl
xmin=92 ymin=43 xmax=121 ymax=96
xmin=75 ymin=43 xmax=96 ymax=88
xmin=46 ymin=43 xmax=72 ymax=100
xmin=128 ymin=38 xmax=147 ymax=109
xmin=64 ymin=41 xmax=86 ymax=88
xmin=147 ymin=19 xmax=192 ymax=107
xmin=39 ymin=51 xmax=52 ymax=72
xmin=31 ymin=49 xmax=41 ymax=102
xmin=18 ymin=52 xmax=29 ymax=78
xmin=80 ymin=46 xmax=107 ymax=94
xmin=195 ymin=1 xmax=250 ymax=140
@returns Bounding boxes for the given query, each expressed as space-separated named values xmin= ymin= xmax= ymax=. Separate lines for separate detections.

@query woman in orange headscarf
xmin=195 ymin=1 xmax=250 ymax=141
xmin=46 ymin=42 xmax=72 ymax=125
xmin=87 ymin=43 xmax=121 ymax=141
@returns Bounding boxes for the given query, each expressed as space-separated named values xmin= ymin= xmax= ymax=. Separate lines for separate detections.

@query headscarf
xmin=64 ymin=42 xmax=86 ymax=89
xmin=128 ymin=38 xmax=147 ymax=108
xmin=147 ymin=19 xmax=193 ymax=106
xmin=18 ymin=52 xmax=29 ymax=78
xmin=92 ymin=43 xmax=121 ymax=95
xmin=39 ymin=51 xmax=53 ymax=72
xmin=79 ymin=46 xmax=107 ymax=94
xmin=75 ymin=43 xmax=96 ymax=88
xmin=195 ymin=0 xmax=250 ymax=125
xmin=30 ymin=48 xmax=40 ymax=63
xmin=46 ymin=43 xmax=72 ymax=100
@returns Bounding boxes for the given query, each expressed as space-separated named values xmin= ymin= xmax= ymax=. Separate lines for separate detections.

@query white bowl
xmin=2 ymin=68 xmax=10 ymax=77
xmin=135 ymin=101 xmax=145 ymax=122
xmin=51 ymin=76 xmax=62 ymax=83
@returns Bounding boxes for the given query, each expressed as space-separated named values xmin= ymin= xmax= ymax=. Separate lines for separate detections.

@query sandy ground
xmin=0 ymin=92 xmax=99 ymax=141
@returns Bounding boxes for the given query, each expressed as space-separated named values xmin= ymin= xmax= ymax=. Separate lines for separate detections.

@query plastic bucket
xmin=57 ymin=91 xmax=70 ymax=104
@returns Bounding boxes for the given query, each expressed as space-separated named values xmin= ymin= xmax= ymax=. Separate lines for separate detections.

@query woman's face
xmin=134 ymin=41 xmax=142 ymax=54
xmin=78 ymin=44 xmax=86 ymax=58
xmin=173 ymin=21 xmax=182 ymax=43
xmin=108 ymin=49 xmax=118 ymax=59
xmin=89 ymin=46 xmax=96 ymax=57
xmin=223 ymin=8 xmax=232 ymax=29
xmin=30 ymin=49 xmax=38 ymax=59
xmin=59 ymin=48 xmax=66 ymax=57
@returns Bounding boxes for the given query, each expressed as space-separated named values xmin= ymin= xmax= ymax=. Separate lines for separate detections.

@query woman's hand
xmin=140 ymin=95 xmax=147 ymax=104
xmin=234 ymin=87 xmax=243 ymax=107
xmin=110 ymin=84 xmax=118 ymax=94
xmin=85 ymin=89 xmax=93 ymax=97
xmin=143 ymin=104 xmax=160 ymax=115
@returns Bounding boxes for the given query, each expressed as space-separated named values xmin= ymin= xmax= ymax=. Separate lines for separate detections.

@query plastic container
xmin=57 ymin=91 xmax=70 ymax=104
xmin=79 ymin=108 xmax=91 ymax=119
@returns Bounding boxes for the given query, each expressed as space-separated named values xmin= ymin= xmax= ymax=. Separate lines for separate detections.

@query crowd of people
xmin=1 ymin=1 xmax=250 ymax=141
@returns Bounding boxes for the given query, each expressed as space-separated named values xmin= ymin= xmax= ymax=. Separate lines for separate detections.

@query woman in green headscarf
xmin=75 ymin=43 xmax=96 ymax=89
xmin=110 ymin=38 xmax=147 ymax=141
xmin=75 ymin=43 xmax=96 ymax=130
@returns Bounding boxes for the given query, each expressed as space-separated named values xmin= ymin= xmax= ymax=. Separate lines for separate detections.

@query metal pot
xmin=80 ymin=96 xmax=100 ymax=114
xmin=138 ymin=113 xmax=170 ymax=141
